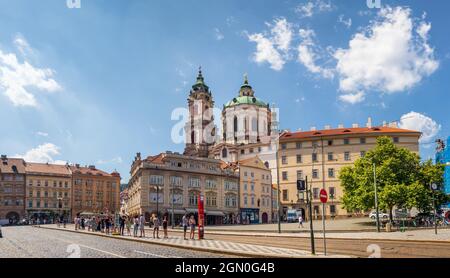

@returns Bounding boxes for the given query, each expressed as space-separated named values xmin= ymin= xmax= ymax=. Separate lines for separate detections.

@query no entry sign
xmin=320 ymin=189 xmax=328 ymax=203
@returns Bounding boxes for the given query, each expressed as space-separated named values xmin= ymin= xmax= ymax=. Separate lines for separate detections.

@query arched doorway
xmin=6 ymin=211 xmax=20 ymax=224
xmin=262 ymin=212 xmax=268 ymax=224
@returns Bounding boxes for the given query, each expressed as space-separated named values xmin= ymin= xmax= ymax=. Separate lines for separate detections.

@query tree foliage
xmin=340 ymin=136 xmax=447 ymax=221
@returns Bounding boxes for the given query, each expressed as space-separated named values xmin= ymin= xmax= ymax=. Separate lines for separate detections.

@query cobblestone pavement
xmin=0 ymin=226 xmax=239 ymax=258
xmin=39 ymin=225 xmax=346 ymax=258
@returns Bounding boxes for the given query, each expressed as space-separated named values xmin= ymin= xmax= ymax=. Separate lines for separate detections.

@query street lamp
xmin=154 ymin=185 xmax=161 ymax=219
xmin=430 ymin=183 xmax=438 ymax=235
xmin=171 ymin=182 xmax=175 ymax=229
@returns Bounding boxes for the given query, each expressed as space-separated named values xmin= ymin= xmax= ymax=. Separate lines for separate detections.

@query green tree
xmin=340 ymin=136 xmax=436 ymax=222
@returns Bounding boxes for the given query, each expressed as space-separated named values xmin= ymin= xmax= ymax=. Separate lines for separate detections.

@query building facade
xmin=0 ymin=156 xmax=26 ymax=224
xmin=25 ymin=163 xmax=72 ymax=221
xmin=278 ymin=126 xmax=421 ymax=219
xmin=436 ymin=137 xmax=450 ymax=208
xmin=127 ymin=152 xmax=240 ymax=226
xmin=70 ymin=164 xmax=121 ymax=217
xmin=230 ymin=157 xmax=272 ymax=224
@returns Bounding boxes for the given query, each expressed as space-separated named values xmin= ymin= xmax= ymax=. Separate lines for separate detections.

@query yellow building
xmin=226 ymin=157 xmax=273 ymax=224
xmin=278 ymin=125 xmax=420 ymax=219
xmin=25 ymin=163 xmax=72 ymax=220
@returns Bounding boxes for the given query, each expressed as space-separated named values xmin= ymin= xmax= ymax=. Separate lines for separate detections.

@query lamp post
xmin=275 ymin=134 xmax=282 ymax=234
xmin=373 ymin=163 xmax=380 ymax=233
xmin=430 ymin=183 xmax=438 ymax=235
xmin=171 ymin=182 xmax=175 ymax=229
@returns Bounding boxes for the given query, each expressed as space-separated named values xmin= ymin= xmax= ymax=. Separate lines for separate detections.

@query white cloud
xmin=36 ymin=131 xmax=49 ymax=137
xmin=14 ymin=34 xmax=34 ymax=57
xmin=97 ymin=156 xmax=123 ymax=165
xmin=297 ymin=29 xmax=334 ymax=78
xmin=0 ymin=36 xmax=61 ymax=107
xmin=295 ymin=0 xmax=334 ymax=18
xmin=248 ymin=18 xmax=293 ymax=71
xmin=16 ymin=143 xmax=65 ymax=164
xmin=334 ymin=6 xmax=439 ymax=103
xmin=338 ymin=91 xmax=365 ymax=104
xmin=214 ymin=28 xmax=225 ymax=41
xmin=398 ymin=111 xmax=441 ymax=143
xmin=338 ymin=15 xmax=352 ymax=28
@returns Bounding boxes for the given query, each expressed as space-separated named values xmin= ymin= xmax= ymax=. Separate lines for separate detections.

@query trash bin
xmin=385 ymin=222 xmax=392 ymax=232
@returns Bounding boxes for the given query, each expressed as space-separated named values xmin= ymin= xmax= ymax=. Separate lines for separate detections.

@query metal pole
xmin=275 ymin=136 xmax=282 ymax=234
xmin=156 ymin=186 xmax=159 ymax=219
xmin=320 ymin=138 xmax=326 ymax=255
xmin=432 ymin=189 xmax=437 ymax=235
xmin=307 ymin=176 xmax=315 ymax=255
xmin=374 ymin=163 xmax=380 ymax=233
xmin=171 ymin=183 xmax=175 ymax=229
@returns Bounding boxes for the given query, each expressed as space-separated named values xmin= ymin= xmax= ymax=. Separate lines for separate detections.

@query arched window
xmin=264 ymin=161 xmax=270 ymax=168
xmin=233 ymin=116 xmax=238 ymax=133
xmin=191 ymin=131 xmax=196 ymax=144
xmin=222 ymin=148 xmax=228 ymax=158
xmin=252 ymin=118 xmax=258 ymax=132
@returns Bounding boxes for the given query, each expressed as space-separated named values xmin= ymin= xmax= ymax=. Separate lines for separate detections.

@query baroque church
xmin=183 ymin=68 xmax=279 ymax=182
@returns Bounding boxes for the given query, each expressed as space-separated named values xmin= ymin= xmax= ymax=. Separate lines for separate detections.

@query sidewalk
xmin=163 ymin=226 xmax=450 ymax=243
xmin=39 ymin=224 xmax=349 ymax=258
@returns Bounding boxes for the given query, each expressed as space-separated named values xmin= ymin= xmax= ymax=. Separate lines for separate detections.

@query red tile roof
xmin=0 ymin=158 xmax=26 ymax=174
xmin=26 ymin=162 xmax=71 ymax=176
xmin=280 ymin=126 xmax=421 ymax=140
xmin=69 ymin=165 xmax=115 ymax=177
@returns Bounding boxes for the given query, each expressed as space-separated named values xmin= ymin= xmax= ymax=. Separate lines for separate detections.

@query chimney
xmin=88 ymin=165 xmax=96 ymax=170
xmin=324 ymin=125 xmax=331 ymax=130
xmin=352 ymin=123 xmax=359 ymax=128
xmin=310 ymin=127 xmax=316 ymax=131
xmin=389 ymin=122 xmax=398 ymax=128
xmin=75 ymin=164 xmax=80 ymax=168
xmin=366 ymin=117 xmax=372 ymax=128
xmin=1 ymin=155 xmax=7 ymax=161
xmin=382 ymin=121 xmax=387 ymax=127
xmin=338 ymin=124 xmax=344 ymax=129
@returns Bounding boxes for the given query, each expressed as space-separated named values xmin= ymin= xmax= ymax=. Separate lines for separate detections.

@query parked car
xmin=369 ymin=211 xmax=389 ymax=220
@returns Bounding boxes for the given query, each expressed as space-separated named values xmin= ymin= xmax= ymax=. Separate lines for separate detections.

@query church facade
xmin=183 ymin=69 xmax=280 ymax=185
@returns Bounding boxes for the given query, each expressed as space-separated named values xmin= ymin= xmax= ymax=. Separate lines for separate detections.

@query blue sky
xmin=0 ymin=0 xmax=449 ymax=182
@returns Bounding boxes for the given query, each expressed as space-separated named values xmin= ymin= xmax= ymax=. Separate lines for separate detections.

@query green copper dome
xmin=224 ymin=74 xmax=268 ymax=109
xmin=224 ymin=96 xmax=267 ymax=108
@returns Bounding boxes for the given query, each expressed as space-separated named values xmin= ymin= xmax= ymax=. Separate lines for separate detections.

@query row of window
xmin=282 ymin=187 xmax=336 ymax=201
xmin=28 ymin=191 xmax=69 ymax=198
xmin=74 ymin=179 xmax=116 ymax=187
xmin=28 ymin=179 xmax=69 ymax=188
xmin=243 ymin=196 xmax=271 ymax=207
xmin=280 ymin=137 xmax=400 ymax=150
xmin=169 ymin=160 xmax=219 ymax=172
xmin=282 ymin=151 xmax=366 ymax=165
xmin=27 ymin=200 xmax=68 ymax=208
xmin=73 ymin=201 xmax=115 ymax=208
xmin=282 ymin=168 xmax=338 ymax=181
xmin=1 ymin=187 xmax=23 ymax=194
xmin=2 ymin=199 xmax=24 ymax=206
xmin=243 ymin=171 xmax=271 ymax=181
xmin=148 ymin=192 xmax=238 ymax=207
xmin=0 ymin=174 xmax=24 ymax=181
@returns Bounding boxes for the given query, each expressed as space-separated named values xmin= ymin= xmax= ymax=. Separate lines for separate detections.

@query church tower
xmin=184 ymin=67 xmax=216 ymax=157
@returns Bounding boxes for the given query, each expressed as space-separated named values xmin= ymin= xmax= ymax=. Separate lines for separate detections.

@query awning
xmin=185 ymin=208 xmax=198 ymax=213
xmin=206 ymin=211 xmax=225 ymax=216
xmin=166 ymin=209 xmax=186 ymax=214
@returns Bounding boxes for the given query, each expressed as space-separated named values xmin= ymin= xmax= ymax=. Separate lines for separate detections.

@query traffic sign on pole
xmin=320 ymin=189 xmax=328 ymax=203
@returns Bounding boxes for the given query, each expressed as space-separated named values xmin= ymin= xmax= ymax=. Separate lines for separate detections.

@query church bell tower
xmin=183 ymin=67 xmax=216 ymax=157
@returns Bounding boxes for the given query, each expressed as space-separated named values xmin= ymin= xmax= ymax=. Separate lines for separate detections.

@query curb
xmin=37 ymin=226 xmax=329 ymax=258
xmin=163 ymin=228 xmax=450 ymax=245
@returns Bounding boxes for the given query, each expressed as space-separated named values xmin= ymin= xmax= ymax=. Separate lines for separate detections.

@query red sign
xmin=320 ymin=189 xmax=328 ymax=203
xmin=197 ymin=194 xmax=205 ymax=240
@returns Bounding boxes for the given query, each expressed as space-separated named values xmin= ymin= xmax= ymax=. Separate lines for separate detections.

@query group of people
xmin=71 ymin=213 xmax=200 ymax=240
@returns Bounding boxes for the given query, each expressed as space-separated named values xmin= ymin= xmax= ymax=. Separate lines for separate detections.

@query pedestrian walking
xmin=153 ymin=216 xmax=160 ymax=239
xmin=139 ymin=214 xmax=145 ymax=237
xmin=133 ymin=216 xmax=139 ymax=237
xmin=119 ymin=216 xmax=125 ymax=236
xmin=189 ymin=215 xmax=196 ymax=240
xmin=182 ymin=214 xmax=188 ymax=240
xmin=162 ymin=216 xmax=168 ymax=239
xmin=298 ymin=215 xmax=304 ymax=228
xmin=126 ymin=217 xmax=132 ymax=236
